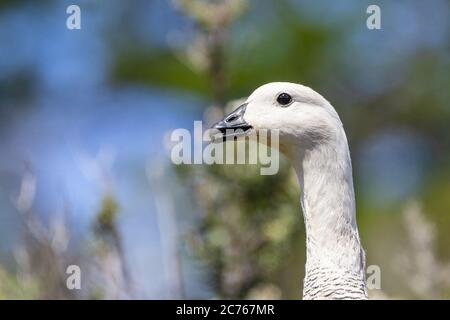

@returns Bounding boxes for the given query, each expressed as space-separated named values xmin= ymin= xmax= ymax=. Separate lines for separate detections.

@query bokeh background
xmin=0 ymin=0 xmax=449 ymax=299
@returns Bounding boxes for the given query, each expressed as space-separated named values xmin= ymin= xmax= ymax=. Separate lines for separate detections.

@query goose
xmin=211 ymin=82 xmax=368 ymax=300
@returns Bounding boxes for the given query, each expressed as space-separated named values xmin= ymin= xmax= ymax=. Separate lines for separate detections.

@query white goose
xmin=212 ymin=82 xmax=368 ymax=300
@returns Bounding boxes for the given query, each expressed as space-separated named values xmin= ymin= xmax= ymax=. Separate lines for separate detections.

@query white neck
xmin=284 ymin=128 xmax=368 ymax=300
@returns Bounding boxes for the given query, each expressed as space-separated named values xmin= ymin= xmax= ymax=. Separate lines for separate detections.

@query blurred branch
xmin=174 ymin=0 xmax=248 ymax=107
xmin=11 ymin=166 xmax=75 ymax=299
xmin=80 ymin=148 xmax=135 ymax=299
xmin=147 ymin=159 xmax=185 ymax=299
xmin=395 ymin=201 xmax=450 ymax=299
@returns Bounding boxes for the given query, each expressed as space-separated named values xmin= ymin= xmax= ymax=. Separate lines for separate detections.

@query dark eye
xmin=277 ymin=92 xmax=292 ymax=105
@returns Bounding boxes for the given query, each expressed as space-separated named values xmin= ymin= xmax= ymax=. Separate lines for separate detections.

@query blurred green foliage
xmin=0 ymin=266 xmax=40 ymax=299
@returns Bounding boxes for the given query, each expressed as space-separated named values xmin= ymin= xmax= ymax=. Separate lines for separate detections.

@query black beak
xmin=211 ymin=103 xmax=253 ymax=142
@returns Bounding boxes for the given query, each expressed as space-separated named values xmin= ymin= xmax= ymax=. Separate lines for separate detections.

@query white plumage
xmin=214 ymin=82 xmax=368 ymax=299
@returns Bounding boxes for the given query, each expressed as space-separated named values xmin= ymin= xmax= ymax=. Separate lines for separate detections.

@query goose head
xmin=212 ymin=82 xmax=344 ymax=157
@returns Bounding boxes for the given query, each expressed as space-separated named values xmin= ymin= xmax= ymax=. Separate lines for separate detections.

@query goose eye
xmin=277 ymin=93 xmax=292 ymax=105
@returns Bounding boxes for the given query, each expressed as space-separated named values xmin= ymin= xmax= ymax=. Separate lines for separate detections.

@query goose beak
xmin=210 ymin=103 xmax=253 ymax=142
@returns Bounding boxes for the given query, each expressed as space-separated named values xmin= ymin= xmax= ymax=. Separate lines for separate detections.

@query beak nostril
xmin=227 ymin=115 xmax=238 ymax=123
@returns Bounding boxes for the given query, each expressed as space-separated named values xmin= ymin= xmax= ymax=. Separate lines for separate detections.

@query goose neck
xmin=287 ymin=138 xmax=367 ymax=299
